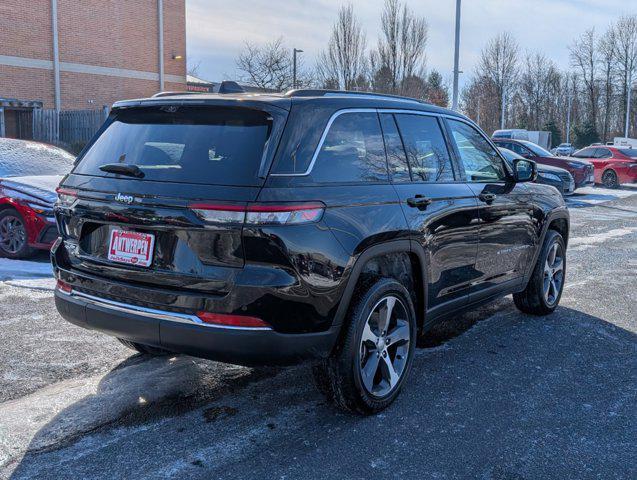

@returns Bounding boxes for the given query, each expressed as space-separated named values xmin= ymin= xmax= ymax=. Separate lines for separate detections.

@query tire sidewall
xmin=345 ymin=279 xmax=417 ymax=411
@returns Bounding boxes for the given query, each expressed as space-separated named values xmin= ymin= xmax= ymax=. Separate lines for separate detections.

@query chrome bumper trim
xmin=61 ymin=289 xmax=271 ymax=331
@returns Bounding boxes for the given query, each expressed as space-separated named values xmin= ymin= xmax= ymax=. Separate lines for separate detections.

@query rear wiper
xmin=99 ymin=163 xmax=145 ymax=178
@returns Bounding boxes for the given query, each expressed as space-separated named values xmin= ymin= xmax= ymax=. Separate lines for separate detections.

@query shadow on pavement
xmin=8 ymin=304 xmax=637 ymax=479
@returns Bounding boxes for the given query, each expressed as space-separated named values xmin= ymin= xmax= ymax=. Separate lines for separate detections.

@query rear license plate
xmin=108 ymin=229 xmax=155 ymax=267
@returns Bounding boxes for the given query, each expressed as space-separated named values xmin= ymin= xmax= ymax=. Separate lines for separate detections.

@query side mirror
xmin=513 ymin=159 xmax=537 ymax=183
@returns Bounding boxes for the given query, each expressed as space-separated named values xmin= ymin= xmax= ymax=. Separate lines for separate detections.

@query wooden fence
xmin=32 ymin=108 xmax=109 ymax=147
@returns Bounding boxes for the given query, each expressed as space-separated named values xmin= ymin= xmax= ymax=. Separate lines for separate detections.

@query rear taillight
xmin=56 ymin=187 xmax=78 ymax=207
xmin=196 ymin=311 xmax=271 ymax=329
xmin=190 ymin=202 xmax=325 ymax=225
xmin=56 ymin=279 xmax=72 ymax=294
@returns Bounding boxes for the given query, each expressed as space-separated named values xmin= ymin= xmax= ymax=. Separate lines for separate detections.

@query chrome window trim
xmin=65 ymin=289 xmax=272 ymax=331
xmin=270 ymin=107 xmax=449 ymax=177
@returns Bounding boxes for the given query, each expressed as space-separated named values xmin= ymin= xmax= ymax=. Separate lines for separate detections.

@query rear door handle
xmin=478 ymin=193 xmax=497 ymax=204
xmin=406 ymin=195 xmax=432 ymax=210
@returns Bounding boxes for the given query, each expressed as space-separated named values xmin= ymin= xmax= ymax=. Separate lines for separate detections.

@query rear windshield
xmin=73 ymin=106 xmax=273 ymax=186
xmin=621 ymin=149 xmax=637 ymax=158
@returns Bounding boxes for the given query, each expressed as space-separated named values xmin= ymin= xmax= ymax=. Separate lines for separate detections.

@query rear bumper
xmin=54 ymin=288 xmax=340 ymax=366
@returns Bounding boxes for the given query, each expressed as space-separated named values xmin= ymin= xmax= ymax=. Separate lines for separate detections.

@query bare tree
xmin=570 ymin=28 xmax=599 ymax=128
xmin=477 ymin=32 xmax=520 ymax=126
xmin=236 ymin=37 xmax=292 ymax=91
xmin=613 ymin=15 xmax=637 ymax=136
xmin=598 ymin=27 xmax=617 ymax=142
xmin=374 ymin=0 xmax=428 ymax=94
xmin=518 ymin=53 xmax=562 ymax=130
xmin=316 ymin=4 xmax=367 ymax=90
xmin=187 ymin=59 xmax=202 ymax=78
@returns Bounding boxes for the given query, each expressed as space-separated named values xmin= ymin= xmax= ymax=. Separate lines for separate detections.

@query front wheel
xmin=315 ymin=278 xmax=417 ymax=414
xmin=514 ymin=230 xmax=566 ymax=315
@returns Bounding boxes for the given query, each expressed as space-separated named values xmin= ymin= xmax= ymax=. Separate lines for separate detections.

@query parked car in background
xmin=499 ymin=148 xmax=574 ymax=195
xmin=492 ymin=138 xmax=594 ymax=190
xmin=554 ymin=143 xmax=575 ymax=156
xmin=52 ymin=89 xmax=570 ymax=414
xmin=0 ymin=138 xmax=74 ymax=258
xmin=570 ymin=145 xmax=637 ymax=188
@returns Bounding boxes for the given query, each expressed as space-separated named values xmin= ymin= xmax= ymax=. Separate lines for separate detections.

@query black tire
xmin=601 ymin=169 xmax=619 ymax=189
xmin=513 ymin=230 xmax=566 ymax=315
xmin=117 ymin=338 xmax=171 ymax=356
xmin=0 ymin=209 xmax=36 ymax=259
xmin=316 ymin=278 xmax=417 ymax=415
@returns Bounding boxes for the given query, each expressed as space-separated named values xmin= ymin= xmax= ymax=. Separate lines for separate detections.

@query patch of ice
xmin=569 ymin=227 xmax=637 ymax=250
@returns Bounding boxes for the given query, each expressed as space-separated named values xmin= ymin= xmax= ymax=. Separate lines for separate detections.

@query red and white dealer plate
xmin=108 ymin=229 xmax=155 ymax=267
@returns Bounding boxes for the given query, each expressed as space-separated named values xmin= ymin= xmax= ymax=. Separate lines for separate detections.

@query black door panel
xmin=395 ymin=183 xmax=479 ymax=309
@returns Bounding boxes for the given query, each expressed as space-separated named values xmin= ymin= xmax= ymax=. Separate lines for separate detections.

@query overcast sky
xmin=186 ymin=0 xmax=633 ymax=88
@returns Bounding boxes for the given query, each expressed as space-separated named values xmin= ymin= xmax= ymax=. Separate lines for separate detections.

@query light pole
xmin=500 ymin=87 xmax=506 ymax=130
xmin=292 ymin=48 xmax=303 ymax=89
xmin=625 ymin=69 xmax=633 ymax=138
xmin=451 ymin=0 xmax=462 ymax=110
xmin=566 ymin=90 xmax=573 ymax=144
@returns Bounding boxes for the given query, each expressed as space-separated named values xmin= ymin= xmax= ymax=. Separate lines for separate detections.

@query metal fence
xmin=32 ymin=108 xmax=109 ymax=147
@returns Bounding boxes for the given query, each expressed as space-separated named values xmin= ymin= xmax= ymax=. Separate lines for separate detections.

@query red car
xmin=0 ymin=138 xmax=75 ymax=258
xmin=493 ymin=138 xmax=595 ymax=190
xmin=570 ymin=145 xmax=637 ymax=188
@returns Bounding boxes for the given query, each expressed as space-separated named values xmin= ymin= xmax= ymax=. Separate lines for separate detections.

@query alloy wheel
xmin=602 ymin=170 xmax=618 ymax=189
xmin=0 ymin=215 xmax=27 ymax=254
xmin=359 ymin=295 xmax=411 ymax=398
xmin=543 ymin=242 xmax=564 ymax=306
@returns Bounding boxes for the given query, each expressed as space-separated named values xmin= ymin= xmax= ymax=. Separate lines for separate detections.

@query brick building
xmin=0 ymin=0 xmax=186 ymax=138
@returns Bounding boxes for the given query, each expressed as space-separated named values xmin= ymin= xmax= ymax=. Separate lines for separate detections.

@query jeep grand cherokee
xmin=52 ymin=89 xmax=569 ymax=414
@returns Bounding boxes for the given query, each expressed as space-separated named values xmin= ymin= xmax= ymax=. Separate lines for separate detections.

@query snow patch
xmin=0 ymin=258 xmax=52 ymax=281
xmin=569 ymin=227 xmax=637 ymax=250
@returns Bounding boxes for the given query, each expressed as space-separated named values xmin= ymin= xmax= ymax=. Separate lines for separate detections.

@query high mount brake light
xmin=190 ymin=202 xmax=325 ymax=225
xmin=56 ymin=187 xmax=78 ymax=207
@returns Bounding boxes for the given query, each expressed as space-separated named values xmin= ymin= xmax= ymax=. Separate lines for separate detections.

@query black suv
xmin=52 ymin=89 xmax=569 ymax=414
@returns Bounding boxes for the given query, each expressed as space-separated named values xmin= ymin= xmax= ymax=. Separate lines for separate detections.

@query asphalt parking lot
xmin=0 ymin=186 xmax=636 ymax=480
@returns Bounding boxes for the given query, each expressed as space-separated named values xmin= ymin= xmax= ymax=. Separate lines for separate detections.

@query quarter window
xmin=394 ymin=114 xmax=455 ymax=182
xmin=448 ymin=119 xmax=507 ymax=182
xmin=310 ymin=112 xmax=388 ymax=183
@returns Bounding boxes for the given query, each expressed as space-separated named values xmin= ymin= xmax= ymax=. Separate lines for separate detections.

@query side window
xmin=311 ymin=112 xmax=388 ymax=183
xmin=394 ymin=114 xmax=455 ymax=182
xmin=447 ymin=119 xmax=507 ymax=182
xmin=379 ymin=113 xmax=410 ymax=182
xmin=573 ymin=147 xmax=594 ymax=158
xmin=508 ymin=142 xmax=529 ymax=156
xmin=595 ymin=148 xmax=612 ymax=158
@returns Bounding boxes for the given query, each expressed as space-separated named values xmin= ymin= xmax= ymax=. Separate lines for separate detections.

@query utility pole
xmin=625 ymin=69 xmax=633 ymax=138
xmin=500 ymin=88 xmax=506 ymax=130
xmin=451 ymin=0 xmax=462 ymax=111
xmin=292 ymin=48 xmax=303 ymax=89
xmin=476 ymin=96 xmax=481 ymax=126
xmin=566 ymin=80 xmax=573 ymax=144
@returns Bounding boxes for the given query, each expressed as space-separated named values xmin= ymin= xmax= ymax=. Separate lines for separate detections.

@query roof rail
xmin=284 ymin=89 xmax=425 ymax=104
xmin=151 ymin=91 xmax=202 ymax=98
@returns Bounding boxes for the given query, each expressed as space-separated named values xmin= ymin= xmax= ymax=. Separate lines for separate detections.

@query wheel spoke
xmin=553 ymin=257 xmax=563 ymax=273
xmin=361 ymin=352 xmax=380 ymax=392
xmin=377 ymin=297 xmax=395 ymax=334
xmin=548 ymin=244 xmax=557 ymax=266
xmin=387 ymin=321 xmax=410 ymax=345
xmin=361 ymin=322 xmax=379 ymax=345
xmin=380 ymin=353 xmax=400 ymax=389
